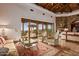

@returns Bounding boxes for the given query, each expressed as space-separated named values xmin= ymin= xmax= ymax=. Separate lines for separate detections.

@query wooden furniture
xmin=64 ymin=28 xmax=68 ymax=41
xmin=61 ymin=32 xmax=79 ymax=42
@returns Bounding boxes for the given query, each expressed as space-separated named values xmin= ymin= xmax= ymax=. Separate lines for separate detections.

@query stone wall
xmin=56 ymin=15 xmax=79 ymax=31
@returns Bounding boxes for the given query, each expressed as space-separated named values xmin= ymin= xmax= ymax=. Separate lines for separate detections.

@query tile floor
xmin=55 ymin=41 xmax=79 ymax=56
xmin=15 ymin=40 xmax=79 ymax=56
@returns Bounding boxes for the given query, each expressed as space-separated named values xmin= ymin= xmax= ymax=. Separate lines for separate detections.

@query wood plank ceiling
xmin=36 ymin=3 xmax=79 ymax=13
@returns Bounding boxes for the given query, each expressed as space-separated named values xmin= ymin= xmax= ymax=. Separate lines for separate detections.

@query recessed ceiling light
xmin=51 ymin=16 xmax=52 ymax=18
xmin=43 ymin=13 xmax=45 ymax=15
xmin=30 ymin=9 xmax=34 ymax=12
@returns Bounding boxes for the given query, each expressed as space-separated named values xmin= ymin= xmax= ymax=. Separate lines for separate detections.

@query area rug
xmin=37 ymin=42 xmax=59 ymax=56
xmin=15 ymin=42 xmax=59 ymax=56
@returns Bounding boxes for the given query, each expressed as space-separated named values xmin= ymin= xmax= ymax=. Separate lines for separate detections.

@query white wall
xmin=0 ymin=3 xmax=55 ymax=40
xmin=55 ymin=10 xmax=79 ymax=17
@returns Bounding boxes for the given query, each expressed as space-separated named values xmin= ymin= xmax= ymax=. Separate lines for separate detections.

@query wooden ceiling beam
xmin=62 ymin=4 xmax=72 ymax=12
xmin=36 ymin=3 xmax=79 ymax=13
xmin=69 ymin=3 xmax=79 ymax=10
xmin=50 ymin=4 xmax=60 ymax=11
xmin=45 ymin=3 xmax=53 ymax=10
